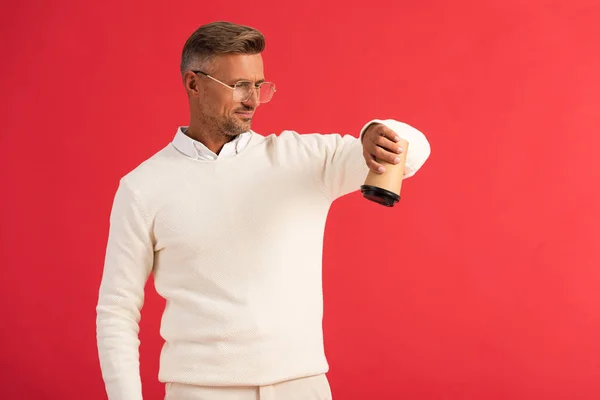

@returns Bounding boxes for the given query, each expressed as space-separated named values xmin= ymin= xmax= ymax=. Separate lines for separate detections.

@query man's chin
xmin=237 ymin=120 xmax=252 ymax=131
xmin=223 ymin=123 xmax=251 ymax=137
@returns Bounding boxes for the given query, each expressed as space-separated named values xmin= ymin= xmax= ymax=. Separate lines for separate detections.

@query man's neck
xmin=186 ymin=125 xmax=236 ymax=155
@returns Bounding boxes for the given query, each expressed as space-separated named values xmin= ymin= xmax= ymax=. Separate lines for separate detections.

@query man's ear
xmin=183 ymin=71 xmax=200 ymax=96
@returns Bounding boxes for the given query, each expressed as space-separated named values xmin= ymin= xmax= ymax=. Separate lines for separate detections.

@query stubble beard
xmin=221 ymin=114 xmax=252 ymax=137
xmin=202 ymin=111 xmax=252 ymax=139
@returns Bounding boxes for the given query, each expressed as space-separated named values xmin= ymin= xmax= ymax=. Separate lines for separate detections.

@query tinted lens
xmin=258 ymin=83 xmax=275 ymax=103
xmin=233 ymin=82 xmax=276 ymax=103
xmin=233 ymin=82 xmax=253 ymax=102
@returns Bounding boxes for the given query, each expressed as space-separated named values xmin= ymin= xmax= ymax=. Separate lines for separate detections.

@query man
xmin=96 ymin=21 xmax=430 ymax=400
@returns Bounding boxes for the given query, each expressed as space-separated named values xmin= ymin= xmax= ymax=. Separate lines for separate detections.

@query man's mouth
xmin=234 ymin=109 xmax=254 ymax=119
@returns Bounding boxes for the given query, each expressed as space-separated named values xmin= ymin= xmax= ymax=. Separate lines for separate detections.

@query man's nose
xmin=243 ymin=88 xmax=260 ymax=108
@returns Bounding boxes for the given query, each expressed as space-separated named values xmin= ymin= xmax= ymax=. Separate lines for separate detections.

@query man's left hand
xmin=362 ymin=123 xmax=407 ymax=174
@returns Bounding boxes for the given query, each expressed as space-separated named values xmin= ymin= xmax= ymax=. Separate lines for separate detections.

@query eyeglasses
xmin=192 ymin=70 xmax=276 ymax=104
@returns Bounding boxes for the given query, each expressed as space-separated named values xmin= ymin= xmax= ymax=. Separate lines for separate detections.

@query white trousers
xmin=164 ymin=374 xmax=332 ymax=400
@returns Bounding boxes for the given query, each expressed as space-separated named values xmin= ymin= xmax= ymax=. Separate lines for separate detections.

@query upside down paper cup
xmin=361 ymin=139 xmax=408 ymax=207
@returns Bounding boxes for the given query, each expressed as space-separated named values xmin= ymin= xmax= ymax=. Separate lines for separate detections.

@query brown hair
xmin=180 ymin=21 xmax=265 ymax=76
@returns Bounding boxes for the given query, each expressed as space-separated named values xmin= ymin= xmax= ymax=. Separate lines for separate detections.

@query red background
xmin=1 ymin=0 xmax=599 ymax=399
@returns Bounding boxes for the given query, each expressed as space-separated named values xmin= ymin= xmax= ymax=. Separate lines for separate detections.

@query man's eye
xmin=237 ymin=82 xmax=253 ymax=90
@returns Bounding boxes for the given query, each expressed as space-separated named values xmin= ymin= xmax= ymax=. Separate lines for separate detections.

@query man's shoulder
xmin=118 ymin=144 xmax=176 ymax=190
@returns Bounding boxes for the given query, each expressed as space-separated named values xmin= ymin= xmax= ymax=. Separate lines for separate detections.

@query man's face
xmin=195 ymin=53 xmax=264 ymax=137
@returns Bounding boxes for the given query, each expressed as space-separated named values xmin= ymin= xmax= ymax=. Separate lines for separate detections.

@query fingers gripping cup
xmin=361 ymin=138 xmax=409 ymax=207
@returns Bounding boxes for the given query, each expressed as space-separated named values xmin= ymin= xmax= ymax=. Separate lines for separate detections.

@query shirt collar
xmin=172 ymin=127 xmax=252 ymax=160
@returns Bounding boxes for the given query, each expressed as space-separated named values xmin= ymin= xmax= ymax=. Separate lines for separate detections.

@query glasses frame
xmin=192 ymin=70 xmax=276 ymax=103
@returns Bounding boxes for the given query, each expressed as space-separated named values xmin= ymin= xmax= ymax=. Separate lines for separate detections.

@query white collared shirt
xmin=171 ymin=127 xmax=253 ymax=160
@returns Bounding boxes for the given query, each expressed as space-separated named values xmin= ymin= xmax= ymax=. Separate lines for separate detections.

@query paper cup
xmin=361 ymin=141 xmax=408 ymax=207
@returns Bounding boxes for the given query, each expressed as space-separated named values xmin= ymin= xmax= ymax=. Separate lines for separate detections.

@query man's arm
xmin=96 ymin=179 xmax=154 ymax=400
xmin=296 ymin=119 xmax=431 ymax=201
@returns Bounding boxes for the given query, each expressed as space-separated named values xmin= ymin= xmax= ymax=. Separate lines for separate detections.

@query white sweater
xmin=96 ymin=120 xmax=431 ymax=400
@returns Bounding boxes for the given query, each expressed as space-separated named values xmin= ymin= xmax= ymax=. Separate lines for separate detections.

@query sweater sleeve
xmin=96 ymin=179 xmax=155 ymax=400
xmin=296 ymin=119 xmax=431 ymax=201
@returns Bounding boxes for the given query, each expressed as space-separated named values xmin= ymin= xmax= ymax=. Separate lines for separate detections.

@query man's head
xmin=181 ymin=21 xmax=273 ymax=138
